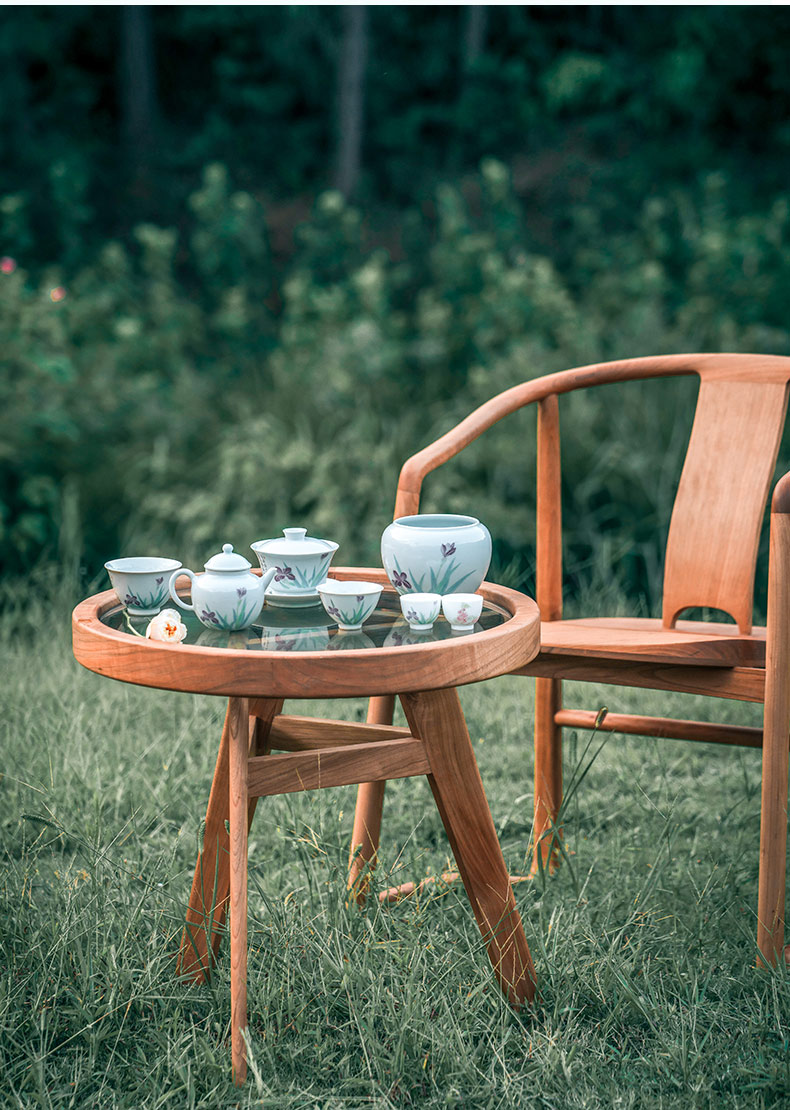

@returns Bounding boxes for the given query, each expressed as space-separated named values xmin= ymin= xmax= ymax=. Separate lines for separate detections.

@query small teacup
xmin=105 ymin=556 xmax=182 ymax=615
xmin=400 ymin=592 xmax=441 ymax=631
xmin=317 ymin=580 xmax=383 ymax=631
xmin=442 ymin=592 xmax=483 ymax=632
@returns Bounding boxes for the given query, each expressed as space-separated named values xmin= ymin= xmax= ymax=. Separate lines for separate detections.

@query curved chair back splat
xmin=663 ymin=372 xmax=789 ymax=633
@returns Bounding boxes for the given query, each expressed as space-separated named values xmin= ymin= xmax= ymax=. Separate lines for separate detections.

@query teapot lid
xmin=204 ymin=543 xmax=252 ymax=572
xmin=253 ymin=527 xmax=338 ymax=557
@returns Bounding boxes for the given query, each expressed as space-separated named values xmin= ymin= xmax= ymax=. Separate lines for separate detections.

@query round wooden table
xmin=72 ymin=567 xmax=541 ymax=1084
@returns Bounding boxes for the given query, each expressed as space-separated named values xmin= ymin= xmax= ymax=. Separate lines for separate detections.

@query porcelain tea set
xmin=104 ymin=514 xmax=492 ymax=640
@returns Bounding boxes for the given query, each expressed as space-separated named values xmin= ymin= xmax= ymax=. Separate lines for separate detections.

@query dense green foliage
xmin=2 ymin=580 xmax=788 ymax=1107
xmin=4 ymin=6 xmax=790 ymax=607
xmin=4 ymin=160 xmax=790 ymax=607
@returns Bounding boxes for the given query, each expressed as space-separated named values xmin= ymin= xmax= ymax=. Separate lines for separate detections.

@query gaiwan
xmin=381 ymin=514 xmax=491 ymax=595
xmin=251 ymin=527 xmax=338 ymax=607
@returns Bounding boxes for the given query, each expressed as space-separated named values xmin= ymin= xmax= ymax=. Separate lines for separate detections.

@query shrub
xmin=3 ymin=161 xmax=790 ymax=610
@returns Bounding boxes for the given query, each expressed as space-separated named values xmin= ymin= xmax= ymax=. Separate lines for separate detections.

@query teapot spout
xmin=259 ymin=567 xmax=277 ymax=595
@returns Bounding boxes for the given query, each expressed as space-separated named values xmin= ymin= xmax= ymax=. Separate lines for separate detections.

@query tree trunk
xmin=120 ymin=6 xmax=158 ymax=185
xmin=333 ymin=5 xmax=368 ymax=200
xmin=463 ymin=5 xmax=488 ymax=72
xmin=1 ymin=10 xmax=34 ymax=161
xmin=452 ymin=5 xmax=488 ymax=171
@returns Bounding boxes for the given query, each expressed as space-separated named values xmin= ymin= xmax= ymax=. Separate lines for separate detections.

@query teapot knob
xmin=282 ymin=528 xmax=307 ymax=543
xmin=223 ymin=543 xmax=233 ymax=554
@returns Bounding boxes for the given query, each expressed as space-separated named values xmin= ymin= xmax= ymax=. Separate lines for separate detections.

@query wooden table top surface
xmin=72 ymin=567 xmax=540 ymax=699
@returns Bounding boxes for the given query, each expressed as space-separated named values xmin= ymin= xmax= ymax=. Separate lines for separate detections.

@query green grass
xmin=2 ymin=579 xmax=790 ymax=1108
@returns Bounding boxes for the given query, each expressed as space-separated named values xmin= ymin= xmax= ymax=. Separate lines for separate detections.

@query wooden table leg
xmin=348 ymin=694 xmax=395 ymax=903
xmin=177 ymin=697 xmax=281 ymax=982
xmin=228 ymin=696 xmax=250 ymax=1085
xmin=400 ymin=688 xmax=537 ymax=1007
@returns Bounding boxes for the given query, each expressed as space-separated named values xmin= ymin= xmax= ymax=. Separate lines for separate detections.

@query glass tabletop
xmin=101 ymin=591 xmax=509 ymax=653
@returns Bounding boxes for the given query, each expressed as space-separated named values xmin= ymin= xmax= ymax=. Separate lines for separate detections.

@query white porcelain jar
xmin=381 ymin=514 xmax=492 ymax=595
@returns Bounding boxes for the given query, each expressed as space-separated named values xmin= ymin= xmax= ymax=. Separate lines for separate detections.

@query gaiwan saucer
xmin=264 ymin=586 xmax=322 ymax=609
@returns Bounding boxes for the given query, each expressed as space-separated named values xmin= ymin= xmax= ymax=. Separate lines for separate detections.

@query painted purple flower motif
xmin=356 ymin=595 xmax=364 ymax=602
xmin=201 ymin=609 xmax=220 ymax=626
xmin=275 ymin=634 xmax=297 ymax=651
xmin=124 ymin=593 xmax=141 ymax=607
xmin=274 ymin=564 xmax=296 ymax=583
xmin=236 ymin=587 xmax=247 ymax=598
xmin=155 ymin=576 xmax=164 ymax=586
xmin=391 ymin=632 xmax=404 ymax=646
xmin=320 ymin=551 xmax=330 ymax=560
xmin=441 ymin=543 xmax=456 ymax=558
xmin=406 ymin=608 xmax=419 ymax=622
xmin=392 ymin=570 xmax=412 ymax=590
xmin=327 ymin=604 xmax=341 ymax=618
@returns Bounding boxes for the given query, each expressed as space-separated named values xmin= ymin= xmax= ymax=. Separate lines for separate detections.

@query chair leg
xmin=348 ymin=695 xmax=395 ymax=903
xmin=757 ymin=496 xmax=790 ymax=967
xmin=532 ymin=676 xmax=563 ymax=876
xmin=757 ymin=691 xmax=789 ymax=967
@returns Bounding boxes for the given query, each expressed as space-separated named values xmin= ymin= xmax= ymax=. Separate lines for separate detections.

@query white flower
xmin=146 ymin=608 xmax=187 ymax=644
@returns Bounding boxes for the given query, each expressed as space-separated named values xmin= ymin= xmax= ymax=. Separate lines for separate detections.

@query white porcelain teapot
xmin=169 ymin=543 xmax=276 ymax=631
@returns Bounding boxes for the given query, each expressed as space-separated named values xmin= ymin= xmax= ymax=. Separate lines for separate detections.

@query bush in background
xmin=3 ymin=161 xmax=790 ymax=610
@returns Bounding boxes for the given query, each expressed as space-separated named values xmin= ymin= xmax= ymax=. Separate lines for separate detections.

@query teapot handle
xmin=169 ymin=569 xmax=196 ymax=611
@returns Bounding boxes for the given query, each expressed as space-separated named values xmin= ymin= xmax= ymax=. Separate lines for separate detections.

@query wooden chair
xmin=348 ymin=353 xmax=790 ymax=968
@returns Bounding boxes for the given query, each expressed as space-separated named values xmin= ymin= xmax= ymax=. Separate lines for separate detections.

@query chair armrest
xmin=392 ymin=353 xmax=703 ymax=518
xmin=394 ymin=379 xmax=553 ymax=517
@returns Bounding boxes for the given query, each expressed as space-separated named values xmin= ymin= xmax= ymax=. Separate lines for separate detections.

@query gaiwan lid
xmin=254 ymin=527 xmax=338 ymax=557
xmin=204 ymin=543 xmax=252 ymax=572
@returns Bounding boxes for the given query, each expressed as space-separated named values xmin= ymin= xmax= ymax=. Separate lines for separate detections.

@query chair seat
xmin=540 ymin=617 xmax=766 ymax=667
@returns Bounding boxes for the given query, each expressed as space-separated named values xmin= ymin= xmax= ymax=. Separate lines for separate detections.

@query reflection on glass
xmin=102 ymin=589 xmax=507 ymax=652
xmin=328 ymin=631 xmax=375 ymax=651
xmin=195 ymin=627 xmax=253 ymax=650
xmin=260 ymin=627 xmax=331 ymax=652
xmin=123 ymin=612 xmax=149 ymax=638
xmin=384 ymin=618 xmax=453 ymax=647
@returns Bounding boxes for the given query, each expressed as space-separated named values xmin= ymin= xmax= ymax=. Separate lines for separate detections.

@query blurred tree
xmin=120 ymin=5 xmax=158 ymax=194
xmin=0 ymin=9 xmax=34 ymax=163
xmin=451 ymin=5 xmax=489 ymax=172
xmin=333 ymin=4 xmax=368 ymax=199
xmin=3 ymin=5 xmax=790 ymax=257
xmin=463 ymin=5 xmax=487 ymax=69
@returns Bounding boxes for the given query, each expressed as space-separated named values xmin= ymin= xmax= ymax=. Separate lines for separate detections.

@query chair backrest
xmin=662 ymin=361 xmax=790 ymax=633
xmin=394 ymin=353 xmax=790 ymax=633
